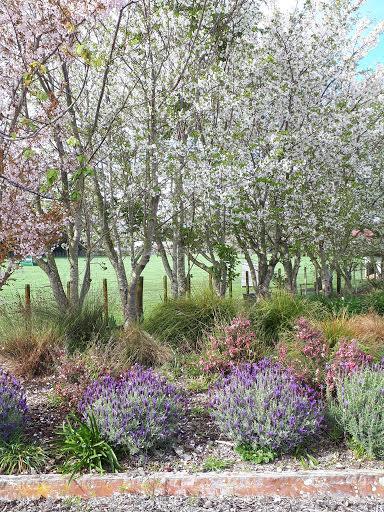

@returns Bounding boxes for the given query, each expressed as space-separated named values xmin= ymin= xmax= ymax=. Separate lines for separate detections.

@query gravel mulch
xmin=4 ymin=373 xmax=384 ymax=475
xmin=0 ymin=495 xmax=383 ymax=512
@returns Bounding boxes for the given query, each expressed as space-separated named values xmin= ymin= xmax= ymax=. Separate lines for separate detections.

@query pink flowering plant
xmin=326 ymin=339 xmax=373 ymax=390
xmin=200 ymin=317 xmax=257 ymax=373
xmin=278 ymin=317 xmax=329 ymax=385
xmin=278 ymin=318 xmax=375 ymax=391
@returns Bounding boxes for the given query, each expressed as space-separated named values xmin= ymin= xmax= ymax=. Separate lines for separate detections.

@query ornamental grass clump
xmin=79 ymin=366 xmax=184 ymax=454
xmin=0 ymin=369 xmax=27 ymax=441
xmin=210 ymin=360 xmax=323 ymax=454
xmin=327 ymin=367 xmax=384 ymax=459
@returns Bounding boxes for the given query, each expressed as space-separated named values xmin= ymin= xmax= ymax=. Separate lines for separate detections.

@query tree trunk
xmin=282 ymin=254 xmax=301 ymax=293
xmin=257 ymin=252 xmax=278 ymax=296
xmin=36 ymin=254 xmax=69 ymax=311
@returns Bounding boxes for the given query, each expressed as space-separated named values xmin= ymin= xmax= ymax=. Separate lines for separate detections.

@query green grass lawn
xmin=0 ymin=256 xmax=365 ymax=318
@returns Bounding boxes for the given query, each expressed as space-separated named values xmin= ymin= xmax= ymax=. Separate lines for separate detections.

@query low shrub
xmin=0 ymin=369 xmax=27 ymax=441
xmin=202 ymin=456 xmax=233 ymax=471
xmin=278 ymin=317 xmax=329 ymax=385
xmin=366 ymin=290 xmax=384 ymax=315
xmin=57 ymin=414 xmax=120 ymax=479
xmin=249 ymin=291 xmax=325 ymax=345
xmin=327 ymin=367 xmax=384 ymax=459
xmin=326 ymin=339 xmax=373 ymax=389
xmin=0 ymin=437 xmax=47 ymax=474
xmin=200 ymin=316 xmax=258 ymax=373
xmin=311 ymin=290 xmax=384 ymax=317
xmin=235 ymin=444 xmax=276 ymax=464
xmin=210 ymin=360 xmax=323 ymax=454
xmin=79 ymin=366 xmax=184 ymax=454
xmin=310 ymin=295 xmax=367 ymax=316
xmin=143 ymin=291 xmax=236 ymax=349
xmin=54 ymin=352 xmax=99 ymax=410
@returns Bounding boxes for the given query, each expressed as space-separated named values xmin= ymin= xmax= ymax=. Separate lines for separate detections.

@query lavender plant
xmin=0 ymin=369 xmax=27 ymax=441
xmin=79 ymin=366 xmax=184 ymax=454
xmin=210 ymin=360 xmax=323 ymax=454
xmin=327 ymin=367 xmax=384 ymax=459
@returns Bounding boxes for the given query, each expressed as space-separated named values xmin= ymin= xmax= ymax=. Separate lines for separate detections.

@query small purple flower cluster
xmin=0 ymin=369 xmax=27 ymax=441
xmin=210 ymin=359 xmax=323 ymax=453
xmin=79 ymin=366 xmax=184 ymax=453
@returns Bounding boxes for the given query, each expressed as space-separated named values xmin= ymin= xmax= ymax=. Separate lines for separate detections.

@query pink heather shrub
xmin=278 ymin=318 xmax=329 ymax=385
xmin=297 ymin=318 xmax=329 ymax=361
xmin=326 ymin=339 xmax=373 ymax=389
xmin=200 ymin=316 xmax=256 ymax=373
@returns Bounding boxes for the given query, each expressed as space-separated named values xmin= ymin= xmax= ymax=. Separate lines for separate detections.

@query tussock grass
xmin=143 ymin=290 xmax=237 ymax=349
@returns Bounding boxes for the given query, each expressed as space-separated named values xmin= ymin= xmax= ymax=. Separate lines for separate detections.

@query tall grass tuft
xmin=317 ymin=311 xmax=354 ymax=348
xmin=143 ymin=290 xmax=237 ymax=349
xmin=249 ymin=290 xmax=325 ymax=345
xmin=88 ymin=324 xmax=172 ymax=373
xmin=31 ymin=295 xmax=116 ymax=353
xmin=0 ymin=304 xmax=63 ymax=377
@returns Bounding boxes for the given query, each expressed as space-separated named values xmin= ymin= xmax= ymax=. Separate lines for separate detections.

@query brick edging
xmin=0 ymin=470 xmax=383 ymax=500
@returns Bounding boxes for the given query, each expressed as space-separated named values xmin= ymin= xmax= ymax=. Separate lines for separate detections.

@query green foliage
xmin=0 ymin=437 xmax=47 ymax=474
xmin=202 ymin=456 xmax=233 ymax=472
xmin=212 ymin=243 xmax=240 ymax=285
xmin=143 ymin=290 xmax=236 ymax=349
xmin=367 ymin=291 xmax=384 ymax=315
xmin=294 ymin=447 xmax=319 ymax=469
xmin=57 ymin=414 xmax=120 ymax=480
xmin=190 ymin=405 xmax=206 ymax=416
xmin=235 ymin=444 xmax=276 ymax=464
xmin=310 ymin=291 xmax=384 ymax=317
xmin=185 ymin=375 xmax=217 ymax=393
xmin=327 ymin=368 xmax=384 ymax=459
xmin=249 ymin=291 xmax=325 ymax=345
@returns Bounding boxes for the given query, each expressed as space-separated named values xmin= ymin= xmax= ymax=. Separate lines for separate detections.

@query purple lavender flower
xmin=210 ymin=359 xmax=324 ymax=454
xmin=0 ymin=369 xmax=27 ymax=441
xmin=79 ymin=366 xmax=184 ymax=454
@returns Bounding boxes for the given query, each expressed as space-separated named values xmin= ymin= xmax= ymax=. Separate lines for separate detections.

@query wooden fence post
xmin=136 ymin=276 xmax=144 ymax=321
xmin=314 ymin=267 xmax=318 ymax=294
xmin=103 ymin=278 xmax=109 ymax=322
xmin=67 ymin=281 xmax=71 ymax=301
xmin=25 ymin=284 xmax=31 ymax=334
xmin=245 ymin=271 xmax=250 ymax=296
xmin=336 ymin=270 xmax=342 ymax=295
xmin=163 ymin=275 xmax=168 ymax=302
xmin=229 ymin=279 xmax=233 ymax=298
xmin=187 ymin=275 xmax=191 ymax=298
xmin=304 ymin=267 xmax=308 ymax=296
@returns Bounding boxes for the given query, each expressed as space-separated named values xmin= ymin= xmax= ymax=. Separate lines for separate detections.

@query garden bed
xmin=10 ymin=372 xmax=384 ymax=477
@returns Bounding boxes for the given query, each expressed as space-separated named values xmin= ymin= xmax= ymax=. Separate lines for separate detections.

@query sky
xmin=360 ymin=0 xmax=384 ymax=68
xmin=275 ymin=0 xmax=384 ymax=68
